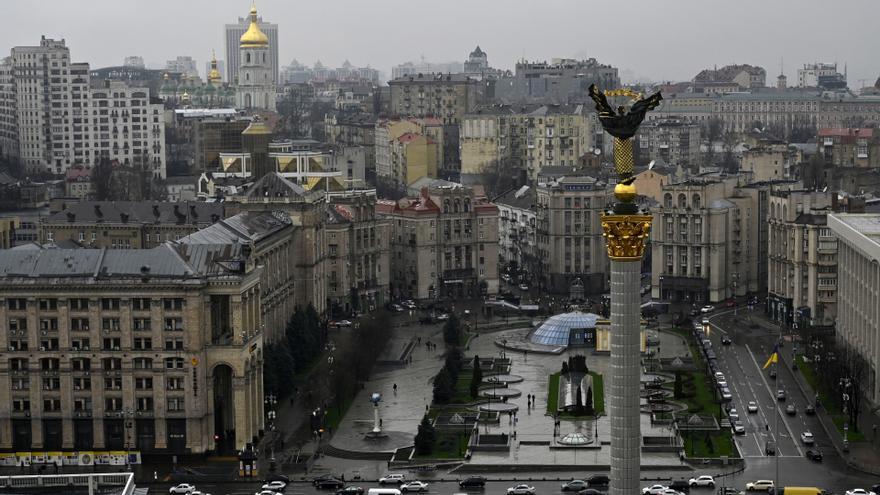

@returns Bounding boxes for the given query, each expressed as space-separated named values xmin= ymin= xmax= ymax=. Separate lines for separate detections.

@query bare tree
xmin=93 ymin=158 xmax=115 ymax=201
xmin=479 ymin=159 xmax=519 ymax=200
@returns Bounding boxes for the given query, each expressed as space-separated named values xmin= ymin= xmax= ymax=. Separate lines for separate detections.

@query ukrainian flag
xmin=763 ymin=343 xmax=780 ymax=369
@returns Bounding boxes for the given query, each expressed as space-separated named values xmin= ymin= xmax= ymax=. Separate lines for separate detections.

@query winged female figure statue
xmin=588 ymin=84 xmax=663 ymax=139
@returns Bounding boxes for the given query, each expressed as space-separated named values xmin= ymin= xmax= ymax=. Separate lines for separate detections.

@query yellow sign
xmin=191 ymin=357 xmax=199 ymax=366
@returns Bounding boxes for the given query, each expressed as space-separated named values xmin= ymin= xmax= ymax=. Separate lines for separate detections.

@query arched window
xmin=782 ymin=205 xmax=787 ymax=220
xmin=443 ymin=199 xmax=450 ymax=213
xmin=264 ymin=93 xmax=269 ymax=108
xmin=244 ymin=93 xmax=252 ymax=108
xmin=664 ymin=193 xmax=672 ymax=208
xmin=262 ymin=53 xmax=266 ymax=63
xmin=463 ymin=199 xmax=471 ymax=212
xmin=246 ymin=53 xmax=251 ymax=64
xmin=245 ymin=73 xmax=249 ymax=81
xmin=692 ymin=194 xmax=701 ymax=209
xmin=677 ymin=193 xmax=687 ymax=209
xmin=453 ymin=199 xmax=460 ymax=213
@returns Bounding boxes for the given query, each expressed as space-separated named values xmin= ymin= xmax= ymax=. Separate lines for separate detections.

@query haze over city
xmin=5 ymin=0 xmax=880 ymax=85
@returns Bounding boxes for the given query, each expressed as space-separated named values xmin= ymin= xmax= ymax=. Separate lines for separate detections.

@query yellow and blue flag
xmin=763 ymin=343 xmax=780 ymax=369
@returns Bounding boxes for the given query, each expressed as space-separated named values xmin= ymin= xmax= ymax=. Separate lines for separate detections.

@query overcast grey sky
xmin=5 ymin=0 xmax=879 ymax=87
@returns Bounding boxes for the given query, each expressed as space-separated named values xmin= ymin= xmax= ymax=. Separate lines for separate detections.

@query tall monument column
xmin=589 ymin=84 xmax=661 ymax=495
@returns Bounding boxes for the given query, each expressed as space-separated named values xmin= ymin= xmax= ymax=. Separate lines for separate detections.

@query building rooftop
xmin=44 ymin=201 xmax=223 ymax=226
xmin=180 ymin=210 xmax=291 ymax=245
xmin=389 ymin=73 xmax=475 ymax=84
xmin=494 ymin=185 xmax=536 ymax=210
xmin=0 ymin=244 xmax=194 ymax=279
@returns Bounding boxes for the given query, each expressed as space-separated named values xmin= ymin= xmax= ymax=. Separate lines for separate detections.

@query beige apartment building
xmin=536 ymin=176 xmax=611 ymax=295
xmin=651 ymin=176 xmax=774 ymax=304
xmin=828 ymin=213 xmax=880 ymax=402
xmin=40 ymin=201 xmax=224 ymax=249
xmin=0 ymin=245 xmax=264 ymax=454
xmin=741 ymin=145 xmax=801 ymax=182
xmin=460 ymin=104 xmax=596 ymax=182
xmin=377 ymin=185 xmax=499 ymax=301
xmin=818 ymin=128 xmax=880 ymax=168
xmin=388 ymin=73 xmax=478 ymax=125
xmin=325 ymin=190 xmax=392 ymax=315
xmin=767 ymin=189 xmax=839 ymax=327
xmin=636 ymin=118 xmax=701 ymax=169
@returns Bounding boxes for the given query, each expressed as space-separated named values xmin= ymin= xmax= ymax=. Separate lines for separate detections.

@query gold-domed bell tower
xmin=236 ymin=4 xmax=275 ymax=111
xmin=208 ymin=51 xmax=223 ymax=87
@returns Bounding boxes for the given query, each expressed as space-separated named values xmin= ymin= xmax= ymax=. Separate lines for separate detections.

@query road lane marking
xmin=745 ymin=344 xmax=804 ymax=457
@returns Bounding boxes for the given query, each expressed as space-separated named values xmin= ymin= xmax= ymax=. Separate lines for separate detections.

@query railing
xmin=0 ymin=472 xmax=135 ymax=495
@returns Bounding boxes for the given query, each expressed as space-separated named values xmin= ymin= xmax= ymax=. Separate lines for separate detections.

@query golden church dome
xmin=208 ymin=51 xmax=222 ymax=84
xmin=240 ymin=5 xmax=269 ymax=48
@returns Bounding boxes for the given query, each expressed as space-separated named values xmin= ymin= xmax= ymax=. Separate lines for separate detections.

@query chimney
xmin=94 ymin=204 xmax=102 ymax=218
xmin=120 ymin=213 xmax=129 ymax=223
xmin=152 ymin=204 xmax=160 ymax=219
xmin=66 ymin=212 xmax=75 ymax=223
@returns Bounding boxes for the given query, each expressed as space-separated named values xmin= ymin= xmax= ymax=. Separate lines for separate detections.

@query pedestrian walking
xmin=393 ymin=383 xmax=398 ymax=394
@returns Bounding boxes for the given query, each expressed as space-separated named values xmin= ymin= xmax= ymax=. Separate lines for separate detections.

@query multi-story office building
xmin=40 ymin=201 xmax=223 ymax=248
xmin=650 ymin=176 xmax=775 ymax=304
xmin=388 ymin=73 xmax=478 ymax=126
xmin=636 ymin=118 xmax=701 ymax=169
xmin=493 ymin=58 xmax=620 ymax=104
xmin=0 ymin=244 xmax=264 ymax=453
xmin=377 ymin=185 xmax=499 ymax=300
xmin=225 ymin=9 xmax=278 ymax=84
xmin=741 ymin=144 xmax=800 ymax=182
xmin=0 ymin=56 xmax=17 ymax=160
xmin=460 ymin=104 xmax=596 ymax=182
xmin=325 ymin=190 xmax=391 ymax=315
xmin=535 ymin=176 xmax=611 ymax=295
xmin=767 ymin=189 xmax=844 ymax=327
xmin=495 ymin=186 xmax=538 ymax=276
xmin=9 ymin=37 xmax=167 ymax=176
xmin=827 ymin=213 xmax=880 ymax=402
xmin=325 ymin=112 xmax=377 ymax=178
xmin=818 ymin=127 xmax=880 ymax=168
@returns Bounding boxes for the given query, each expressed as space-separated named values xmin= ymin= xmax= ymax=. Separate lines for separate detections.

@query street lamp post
xmin=120 ymin=408 xmax=135 ymax=466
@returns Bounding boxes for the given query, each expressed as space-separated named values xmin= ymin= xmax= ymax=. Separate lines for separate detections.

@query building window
xmin=163 ymin=298 xmax=184 ymax=311
xmin=167 ymin=397 xmax=185 ymax=412
xmin=164 ymin=317 xmax=183 ymax=331
xmin=38 ymin=298 xmax=58 ymax=311
xmin=102 ymin=318 xmax=121 ymax=332
xmin=101 ymin=298 xmax=120 ymax=310
xmin=165 ymin=357 xmax=184 ymax=369
xmin=70 ymin=298 xmax=89 ymax=311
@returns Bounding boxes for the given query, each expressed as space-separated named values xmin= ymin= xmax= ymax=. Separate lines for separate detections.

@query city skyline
xmin=3 ymin=0 xmax=879 ymax=86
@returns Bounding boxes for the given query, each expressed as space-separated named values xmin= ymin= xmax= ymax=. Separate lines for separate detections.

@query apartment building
xmin=636 ymin=118 xmax=701 ymax=169
xmin=460 ymin=104 xmax=596 ymax=182
xmin=493 ymin=58 xmax=620 ymax=104
xmin=10 ymin=38 xmax=166 ymax=176
xmin=495 ymin=186 xmax=538 ymax=277
xmin=827 ymin=213 xmax=880 ymax=402
xmin=0 ymin=245 xmax=264 ymax=454
xmin=388 ymin=73 xmax=478 ymax=125
xmin=741 ymin=144 xmax=800 ymax=182
xmin=39 ymin=201 xmax=223 ymax=249
xmin=692 ymin=64 xmax=766 ymax=90
xmin=818 ymin=128 xmax=880 ymax=168
xmin=325 ymin=190 xmax=391 ymax=315
xmin=377 ymin=185 xmax=499 ymax=301
xmin=767 ymin=189 xmax=840 ymax=327
xmin=536 ymin=176 xmax=611 ymax=295
xmin=0 ymin=56 xmax=17 ymax=160
xmin=375 ymin=119 xmax=443 ymax=188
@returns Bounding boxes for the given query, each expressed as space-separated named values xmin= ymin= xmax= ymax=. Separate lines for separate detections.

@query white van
xmin=369 ymin=489 xmax=402 ymax=495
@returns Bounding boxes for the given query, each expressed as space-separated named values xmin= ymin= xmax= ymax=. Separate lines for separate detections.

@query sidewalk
xmin=736 ymin=309 xmax=880 ymax=476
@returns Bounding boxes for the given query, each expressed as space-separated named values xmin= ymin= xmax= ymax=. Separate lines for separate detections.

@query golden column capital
xmin=601 ymin=214 xmax=653 ymax=262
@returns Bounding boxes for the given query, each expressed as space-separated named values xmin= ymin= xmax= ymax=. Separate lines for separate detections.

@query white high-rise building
xmin=165 ymin=56 xmax=199 ymax=79
xmin=225 ymin=9 xmax=278 ymax=84
xmin=235 ymin=6 xmax=276 ymax=111
xmin=9 ymin=37 xmax=166 ymax=176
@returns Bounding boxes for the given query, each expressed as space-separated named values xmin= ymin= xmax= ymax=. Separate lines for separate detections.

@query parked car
xmin=643 ymin=485 xmax=670 ymax=495
xmin=700 ymin=305 xmax=715 ymax=314
xmin=765 ymin=441 xmax=776 ymax=456
xmin=262 ymin=481 xmax=287 ymax=492
xmin=336 ymin=487 xmax=364 ymax=495
xmin=586 ymin=475 xmax=610 ymax=487
xmin=518 ymin=283 xmax=530 ymax=291
xmin=718 ymin=488 xmax=739 ymax=495
xmin=435 ymin=313 xmax=449 ymax=321
xmin=747 ymin=401 xmax=758 ymax=413
xmin=805 ymin=404 xmax=816 ymax=415
xmin=725 ymin=300 xmax=737 ymax=308
xmin=745 ymin=480 xmax=775 ymax=492
xmin=389 ymin=304 xmax=404 ymax=312
xmin=379 ymin=474 xmax=406 ymax=485
xmin=317 ymin=479 xmax=346 ymax=490
xmin=458 ymin=477 xmax=486 ymax=489
xmin=769 ymin=369 xmax=777 ymax=380
xmin=507 ymin=485 xmax=536 ymax=495
xmin=400 ymin=481 xmax=429 ymax=493
xmin=313 ymin=474 xmax=336 ymax=486
xmin=721 ymin=388 xmax=733 ymax=401
xmin=785 ymin=404 xmax=797 ymax=415
xmin=170 ymin=485 xmax=197 ymax=495
xmin=721 ymin=336 xmax=732 ymax=345
xmin=561 ymin=480 xmax=588 ymax=492
xmin=266 ymin=475 xmax=291 ymax=484
xmin=805 ymin=450 xmax=823 ymax=462
xmin=688 ymin=475 xmax=715 ymax=488
xmin=256 ymin=491 xmax=279 ymax=495
xmin=776 ymin=389 xmax=786 ymax=400
xmin=690 ymin=308 xmax=701 ymax=317
xmin=576 ymin=490 xmax=605 ymax=495
xmin=801 ymin=431 xmax=815 ymax=445
xmin=845 ymin=490 xmax=876 ymax=495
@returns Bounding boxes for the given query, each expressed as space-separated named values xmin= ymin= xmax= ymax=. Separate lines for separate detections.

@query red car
xmin=725 ymin=300 xmax=737 ymax=308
